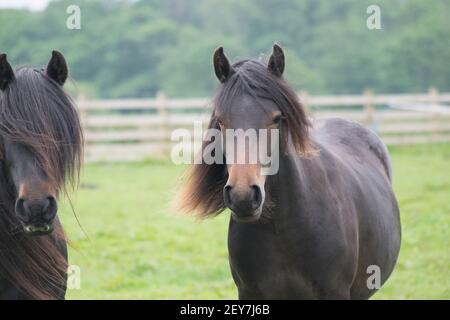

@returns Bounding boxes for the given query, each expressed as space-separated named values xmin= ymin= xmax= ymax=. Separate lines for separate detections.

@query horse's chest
xmin=228 ymin=223 xmax=318 ymax=299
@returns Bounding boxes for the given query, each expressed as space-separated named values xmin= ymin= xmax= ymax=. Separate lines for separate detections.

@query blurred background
xmin=2 ymin=0 xmax=450 ymax=98
xmin=0 ymin=0 xmax=449 ymax=299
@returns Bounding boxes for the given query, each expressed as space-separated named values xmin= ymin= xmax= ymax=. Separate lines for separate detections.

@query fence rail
xmin=78 ymin=90 xmax=450 ymax=162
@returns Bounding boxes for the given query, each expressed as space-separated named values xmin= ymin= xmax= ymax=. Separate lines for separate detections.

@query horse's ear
xmin=46 ymin=50 xmax=68 ymax=86
xmin=268 ymin=44 xmax=285 ymax=77
xmin=0 ymin=53 xmax=15 ymax=91
xmin=213 ymin=46 xmax=234 ymax=83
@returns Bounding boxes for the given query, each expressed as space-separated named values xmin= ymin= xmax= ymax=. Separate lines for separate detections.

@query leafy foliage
xmin=1 ymin=0 xmax=449 ymax=98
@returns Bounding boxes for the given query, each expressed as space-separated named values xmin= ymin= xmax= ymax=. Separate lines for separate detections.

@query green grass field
xmin=61 ymin=143 xmax=450 ymax=299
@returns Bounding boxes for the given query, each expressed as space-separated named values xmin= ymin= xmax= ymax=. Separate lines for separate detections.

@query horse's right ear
xmin=0 ymin=53 xmax=15 ymax=91
xmin=47 ymin=50 xmax=68 ymax=86
xmin=213 ymin=46 xmax=234 ymax=83
xmin=268 ymin=44 xmax=285 ymax=77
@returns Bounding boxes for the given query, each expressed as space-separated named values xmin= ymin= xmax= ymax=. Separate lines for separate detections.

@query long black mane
xmin=0 ymin=66 xmax=83 ymax=299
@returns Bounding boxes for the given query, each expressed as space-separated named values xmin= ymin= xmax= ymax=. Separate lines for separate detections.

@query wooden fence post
xmin=299 ymin=90 xmax=311 ymax=116
xmin=157 ymin=91 xmax=169 ymax=157
xmin=77 ymin=93 xmax=88 ymax=124
xmin=428 ymin=87 xmax=438 ymax=105
xmin=363 ymin=89 xmax=376 ymax=132
xmin=77 ymin=93 xmax=89 ymax=158
xmin=428 ymin=87 xmax=440 ymax=142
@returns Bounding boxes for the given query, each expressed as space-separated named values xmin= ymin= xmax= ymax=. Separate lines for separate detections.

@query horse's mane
xmin=0 ymin=67 xmax=83 ymax=299
xmin=177 ymin=58 xmax=311 ymax=218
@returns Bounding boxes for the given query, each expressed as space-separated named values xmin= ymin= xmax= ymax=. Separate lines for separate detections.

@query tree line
xmin=1 ymin=0 xmax=449 ymax=98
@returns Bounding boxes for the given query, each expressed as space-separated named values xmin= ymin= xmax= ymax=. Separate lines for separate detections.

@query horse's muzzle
xmin=15 ymin=196 xmax=57 ymax=236
xmin=224 ymin=184 xmax=264 ymax=222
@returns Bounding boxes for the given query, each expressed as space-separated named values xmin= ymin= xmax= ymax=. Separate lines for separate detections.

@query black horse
xmin=0 ymin=51 xmax=83 ymax=299
xmin=178 ymin=45 xmax=401 ymax=299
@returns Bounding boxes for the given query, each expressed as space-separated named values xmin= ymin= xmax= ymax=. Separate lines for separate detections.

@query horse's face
xmin=2 ymin=138 xmax=57 ymax=235
xmin=213 ymin=45 xmax=286 ymax=223
xmin=216 ymin=94 xmax=282 ymax=222
xmin=0 ymin=51 xmax=80 ymax=236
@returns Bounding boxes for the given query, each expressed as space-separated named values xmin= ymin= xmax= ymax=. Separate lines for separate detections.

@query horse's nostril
xmin=17 ymin=198 xmax=26 ymax=207
xmin=250 ymin=185 xmax=262 ymax=209
xmin=43 ymin=196 xmax=57 ymax=220
xmin=15 ymin=198 xmax=29 ymax=222
xmin=223 ymin=185 xmax=233 ymax=207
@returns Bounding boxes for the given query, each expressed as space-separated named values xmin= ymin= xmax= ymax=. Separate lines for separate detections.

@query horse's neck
xmin=265 ymin=150 xmax=313 ymax=223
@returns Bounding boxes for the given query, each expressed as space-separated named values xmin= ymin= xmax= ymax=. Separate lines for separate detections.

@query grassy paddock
xmin=61 ymin=143 xmax=450 ymax=299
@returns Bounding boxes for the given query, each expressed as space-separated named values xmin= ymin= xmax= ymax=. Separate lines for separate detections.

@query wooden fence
xmin=77 ymin=89 xmax=450 ymax=162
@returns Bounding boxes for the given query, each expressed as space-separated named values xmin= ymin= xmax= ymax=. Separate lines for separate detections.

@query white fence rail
xmin=77 ymin=90 xmax=450 ymax=162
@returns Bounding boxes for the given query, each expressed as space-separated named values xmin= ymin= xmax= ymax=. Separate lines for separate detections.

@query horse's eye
xmin=272 ymin=115 xmax=283 ymax=125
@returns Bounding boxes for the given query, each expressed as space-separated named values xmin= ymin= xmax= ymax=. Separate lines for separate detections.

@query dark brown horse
xmin=0 ymin=51 xmax=83 ymax=299
xmin=178 ymin=45 xmax=401 ymax=299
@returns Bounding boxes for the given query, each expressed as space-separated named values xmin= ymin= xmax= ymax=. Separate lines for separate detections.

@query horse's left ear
xmin=46 ymin=50 xmax=68 ymax=86
xmin=268 ymin=44 xmax=285 ymax=77
xmin=213 ymin=46 xmax=234 ymax=83
xmin=0 ymin=53 xmax=15 ymax=91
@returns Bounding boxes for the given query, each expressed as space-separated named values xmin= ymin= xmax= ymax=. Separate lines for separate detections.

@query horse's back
xmin=312 ymin=117 xmax=392 ymax=183
xmin=312 ymin=118 xmax=401 ymax=299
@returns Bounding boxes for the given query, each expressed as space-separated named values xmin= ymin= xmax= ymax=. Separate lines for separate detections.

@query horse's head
xmin=211 ymin=45 xmax=312 ymax=222
xmin=0 ymin=51 xmax=82 ymax=236
xmin=178 ymin=45 xmax=310 ymax=222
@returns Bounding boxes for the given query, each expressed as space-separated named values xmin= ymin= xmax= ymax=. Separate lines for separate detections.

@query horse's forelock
xmin=215 ymin=58 xmax=312 ymax=155
xmin=0 ymin=67 xmax=83 ymax=190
